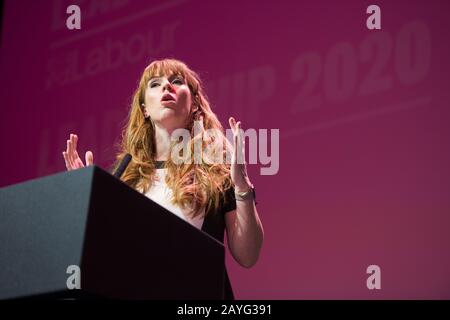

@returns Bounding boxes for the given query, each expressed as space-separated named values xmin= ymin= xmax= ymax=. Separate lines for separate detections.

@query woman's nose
xmin=163 ymin=81 xmax=174 ymax=92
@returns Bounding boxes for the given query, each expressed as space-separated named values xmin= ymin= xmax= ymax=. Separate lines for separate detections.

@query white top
xmin=141 ymin=168 xmax=205 ymax=230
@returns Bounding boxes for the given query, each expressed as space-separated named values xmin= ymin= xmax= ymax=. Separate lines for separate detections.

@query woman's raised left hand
xmin=228 ymin=117 xmax=253 ymax=192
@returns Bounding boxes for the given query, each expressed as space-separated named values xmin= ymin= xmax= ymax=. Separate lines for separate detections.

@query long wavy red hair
xmin=111 ymin=58 xmax=234 ymax=218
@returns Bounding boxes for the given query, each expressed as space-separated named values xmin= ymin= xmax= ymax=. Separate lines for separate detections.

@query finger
xmin=237 ymin=121 xmax=244 ymax=145
xmin=65 ymin=135 xmax=70 ymax=152
xmin=62 ymin=151 xmax=71 ymax=170
xmin=73 ymin=135 xmax=85 ymax=168
xmin=73 ymin=150 xmax=84 ymax=168
xmin=69 ymin=134 xmax=76 ymax=166
xmin=236 ymin=122 xmax=245 ymax=164
xmin=66 ymin=139 xmax=75 ymax=168
xmin=70 ymin=133 xmax=76 ymax=154
xmin=233 ymin=129 xmax=239 ymax=162
xmin=228 ymin=117 xmax=236 ymax=133
xmin=70 ymin=134 xmax=78 ymax=165
xmin=85 ymin=151 xmax=94 ymax=166
xmin=69 ymin=137 xmax=78 ymax=168
xmin=238 ymin=121 xmax=245 ymax=145
xmin=73 ymin=134 xmax=78 ymax=153
xmin=68 ymin=134 xmax=73 ymax=157
xmin=64 ymin=137 xmax=73 ymax=170
xmin=65 ymin=139 xmax=71 ymax=167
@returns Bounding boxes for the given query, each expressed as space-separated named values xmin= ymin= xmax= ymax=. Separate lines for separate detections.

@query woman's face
xmin=143 ymin=74 xmax=192 ymax=131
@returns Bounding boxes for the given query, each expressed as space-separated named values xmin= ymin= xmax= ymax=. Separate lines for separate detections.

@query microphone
xmin=113 ymin=153 xmax=132 ymax=179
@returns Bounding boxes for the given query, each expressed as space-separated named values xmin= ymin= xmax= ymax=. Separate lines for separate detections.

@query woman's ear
xmin=141 ymin=103 xmax=148 ymax=118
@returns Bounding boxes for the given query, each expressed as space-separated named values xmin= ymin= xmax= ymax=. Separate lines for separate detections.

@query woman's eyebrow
xmin=149 ymin=75 xmax=183 ymax=83
xmin=149 ymin=77 xmax=162 ymax=83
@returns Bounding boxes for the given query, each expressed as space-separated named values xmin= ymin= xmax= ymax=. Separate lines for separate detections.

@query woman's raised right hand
xmin=62 ymin=134 xmax=94 ymax=171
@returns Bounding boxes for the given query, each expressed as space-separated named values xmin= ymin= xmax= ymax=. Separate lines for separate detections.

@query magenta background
xmin=1 ymin=0 xmax=450 ymax=299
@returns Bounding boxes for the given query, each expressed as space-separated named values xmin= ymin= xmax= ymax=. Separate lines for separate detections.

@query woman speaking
xmin=62 ymin=58 xmax=264 ymax=300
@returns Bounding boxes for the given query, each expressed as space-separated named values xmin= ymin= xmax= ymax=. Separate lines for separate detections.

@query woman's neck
xmin=154 ymin=123 xmax=174 ymax=161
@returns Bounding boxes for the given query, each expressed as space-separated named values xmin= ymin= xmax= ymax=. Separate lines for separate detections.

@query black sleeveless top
xmin=155 ymin=161 xmax=237 ymax=300
xmin=202 ymin=181 xmax=237 ymax=300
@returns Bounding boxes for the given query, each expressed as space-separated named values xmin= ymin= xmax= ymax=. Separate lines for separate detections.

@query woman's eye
xmin=150 ymin=78 xmax=183 ymax=88
xmin=172 ymin=78 xmax=183 ymax=85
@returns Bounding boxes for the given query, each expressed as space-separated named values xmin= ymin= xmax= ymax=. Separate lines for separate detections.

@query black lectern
xmin=0 ymin=166 xmax=225 ymax=299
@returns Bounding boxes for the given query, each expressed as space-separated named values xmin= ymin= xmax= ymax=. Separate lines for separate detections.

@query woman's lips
xmin=161 ymin=93 xmax=176 ymax=102
xmin=161 ymin=100 xmax=176 ymax=106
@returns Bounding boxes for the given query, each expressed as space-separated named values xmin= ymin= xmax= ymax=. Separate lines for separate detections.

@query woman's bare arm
xmin=225 ymin=198 xmax=264 ymax=268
